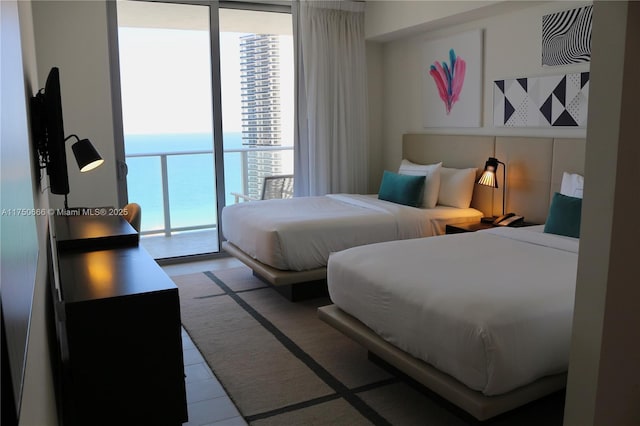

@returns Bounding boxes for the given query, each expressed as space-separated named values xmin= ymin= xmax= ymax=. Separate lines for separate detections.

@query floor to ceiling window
xmin=112 ymin=1 xmax=293 ymax=260
xmin=219 ymin=8 xmax=294 ymax=204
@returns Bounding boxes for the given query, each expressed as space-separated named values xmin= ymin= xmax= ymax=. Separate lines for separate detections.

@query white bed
xmin=221 ymin=135 xmax=496 ymax=293
xmin=329 ymin=225 xmax=577 ymax=391
xmin=321 ymin=225 xmax=578 ymax=419
xmin=222 ymin=193 xmax=482 ymax=271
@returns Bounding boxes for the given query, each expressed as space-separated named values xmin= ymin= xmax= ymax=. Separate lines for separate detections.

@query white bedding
xmin=327 ymin=226 xmax=578 ymax=395
xmin=221 ymin=194 xmax=482 ymax=271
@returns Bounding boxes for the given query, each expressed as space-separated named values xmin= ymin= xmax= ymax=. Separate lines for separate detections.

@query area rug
xmin=172 ymin=266 xmax=565 ymax=425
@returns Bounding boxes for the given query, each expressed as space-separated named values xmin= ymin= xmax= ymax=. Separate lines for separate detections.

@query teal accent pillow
xmin=378 ymin=170 xmax=425 ymax=207
xmin=544 ymin=192 xmax=582 ymax=238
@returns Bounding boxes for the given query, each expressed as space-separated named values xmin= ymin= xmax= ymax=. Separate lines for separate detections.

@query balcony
xmin=126 ymin=144 xmax=293 ymax=259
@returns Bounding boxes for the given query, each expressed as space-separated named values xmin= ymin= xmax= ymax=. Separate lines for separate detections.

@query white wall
xmin=15 ymin=1 xmax=57 ymax=424
xmin=31 ymin=0 xmax=119 ymax=210
xmin=564 ymin=2 xmax=640 ymax=424
xmin=365 ymin=0 xmax=501 ymax=41
xmin=369 ymin=1 xmax=591 ymax=177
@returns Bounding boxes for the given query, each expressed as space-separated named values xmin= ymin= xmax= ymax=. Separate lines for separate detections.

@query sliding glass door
xmin=111 ymin=0 xmax=292 ymax=260
xmin=219 ymin=8 xmax=294 ymax=205
xmin=115 ymin=1 xmax=219 ymax=259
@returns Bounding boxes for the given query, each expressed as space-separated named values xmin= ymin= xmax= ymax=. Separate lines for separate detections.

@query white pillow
xmin=398 ymin=159 xmax=442 ymax=208
xmin=438 ymin=167 xmax=477 ymax=208
xmin=560 ymin=172 xmax=584 ymax=199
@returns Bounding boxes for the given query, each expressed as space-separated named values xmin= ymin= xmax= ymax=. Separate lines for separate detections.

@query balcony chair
xmin=232 ymin=174 xmax=294 ymax=203
xmin=122 ymin=202 xmax=142 ymax=232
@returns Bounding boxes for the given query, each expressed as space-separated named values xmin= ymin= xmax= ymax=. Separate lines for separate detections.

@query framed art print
xmin=494 ymin=73 xmax=589 ymax=127
xmin=542 ymin=5 xmax=592 ymax=66
xmin=422 ymin=29 xmax=483 ymax=128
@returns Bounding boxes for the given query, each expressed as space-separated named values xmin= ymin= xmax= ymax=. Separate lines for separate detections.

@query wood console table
xmin=52 ymin=213 xmax=139 ymax=251
xmin=49 ymin=215 xmax=188 ymax=425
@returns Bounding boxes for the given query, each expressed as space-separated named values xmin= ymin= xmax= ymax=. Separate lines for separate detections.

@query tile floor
xmin=163 ymin=257 xmax=248 ymax=426
xmin=142 ymin=229 xmax=219 ymax=259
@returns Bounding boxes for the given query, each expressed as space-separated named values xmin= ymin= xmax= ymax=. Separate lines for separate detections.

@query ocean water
xmin=125 ymin=132 xmax=246 ymax=232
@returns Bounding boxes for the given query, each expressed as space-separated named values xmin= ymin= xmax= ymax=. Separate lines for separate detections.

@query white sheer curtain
xmin=293 ymin=0 xmax=369 ymax=196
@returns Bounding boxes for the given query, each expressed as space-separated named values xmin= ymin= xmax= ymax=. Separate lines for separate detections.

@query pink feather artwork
xmin=429 ymin=49 xmax=466 ymax=115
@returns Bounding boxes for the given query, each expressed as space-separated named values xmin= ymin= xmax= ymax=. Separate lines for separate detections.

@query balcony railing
xmin=125 ymin=145 xmax=293 ymax=237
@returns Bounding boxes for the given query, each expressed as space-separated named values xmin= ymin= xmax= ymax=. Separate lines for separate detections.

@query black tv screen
xmin=31 ymin=67 xmax=69 ymax=195
xmin=43 ymin=68 xmax=69 ymax=195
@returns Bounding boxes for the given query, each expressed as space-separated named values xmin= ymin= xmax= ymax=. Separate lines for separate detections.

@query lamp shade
xmin=477 ymin=156 xmax=506 ymax=216
xmin=478 ymin=157 xmax=499 ymax=188
xmin=71 ymin=138 xmax=104 ymax=172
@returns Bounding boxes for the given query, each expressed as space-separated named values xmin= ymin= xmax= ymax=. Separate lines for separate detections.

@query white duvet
xmin=221 ymin=194 xmax=482 ymax=271
xmin=327 ymin=226 xmax=578 ymax=395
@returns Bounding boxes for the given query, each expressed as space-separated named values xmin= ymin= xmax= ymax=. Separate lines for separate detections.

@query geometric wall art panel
xmin=423 ymin=29 xmax=483 ymax=127
xmin=542 ymin=5 xmax=592 ymax=66
xmin=494 ymin=72 xmax=589 ymax=127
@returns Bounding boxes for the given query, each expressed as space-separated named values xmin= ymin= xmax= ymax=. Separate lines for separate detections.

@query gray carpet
xmin=173 ymin=266 xmax=565 ymax=425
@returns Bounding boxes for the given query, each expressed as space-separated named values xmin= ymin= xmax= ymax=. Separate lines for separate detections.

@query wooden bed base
xmin=317 ymin=304 xmax=567 ymax=421
xmin=222 ymin=241 xmax=328 ymax=301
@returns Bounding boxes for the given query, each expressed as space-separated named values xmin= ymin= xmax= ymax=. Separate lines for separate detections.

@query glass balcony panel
xmin=224 ymin=151 xmax=243 ymax=205
xmin=125 ymin=156 xmax=164 ymax=232
xmin=167 ymin=153 xmax=217 ymax=229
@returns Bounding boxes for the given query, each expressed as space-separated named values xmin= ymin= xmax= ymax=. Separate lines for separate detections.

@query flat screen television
xmin=30 ymin=67 xmax=69 ymax=195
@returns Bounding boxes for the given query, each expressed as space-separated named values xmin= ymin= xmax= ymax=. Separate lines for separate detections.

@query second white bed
xmin=327 ymin=226 xmax=578 ymax=396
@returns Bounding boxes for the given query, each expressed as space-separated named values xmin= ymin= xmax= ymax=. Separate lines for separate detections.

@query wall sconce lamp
xmin=477 ymin=157 xmax=506 ymax=217
xmin=67 ymin=135 xmax=104 ymax=172
xmin=34 ymin=133 xmax=104 ymax=210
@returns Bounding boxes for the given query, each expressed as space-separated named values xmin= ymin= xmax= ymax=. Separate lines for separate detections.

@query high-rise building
xmin=240 ymin=34 xmax=283 ymax=199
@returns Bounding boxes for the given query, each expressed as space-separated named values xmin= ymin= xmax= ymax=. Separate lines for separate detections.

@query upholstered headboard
xmin=402 ymin=134 xmax=494 ymax=214
xmin=402 ymin=134 xmax=586 ymax=223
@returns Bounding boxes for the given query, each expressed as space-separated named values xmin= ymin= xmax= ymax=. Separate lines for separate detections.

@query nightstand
xmin=445 ymin=220 xmax=537 ymax=234
xmin=446 ymin=222 xmax=495 ymax=234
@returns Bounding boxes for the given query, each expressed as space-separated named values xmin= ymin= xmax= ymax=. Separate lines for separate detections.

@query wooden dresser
xmin=49 ymin=214 xmax=188 ymax=425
